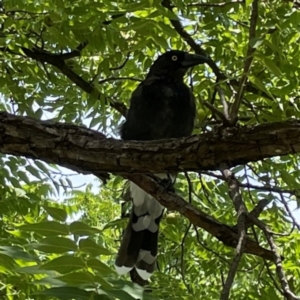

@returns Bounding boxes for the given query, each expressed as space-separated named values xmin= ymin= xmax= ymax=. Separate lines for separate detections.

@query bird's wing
xmin=121 ymin=79 xmax=155 ymax=140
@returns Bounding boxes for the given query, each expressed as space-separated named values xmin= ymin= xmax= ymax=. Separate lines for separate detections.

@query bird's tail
xmin=115 ymin=174 xmax=173 ymax=280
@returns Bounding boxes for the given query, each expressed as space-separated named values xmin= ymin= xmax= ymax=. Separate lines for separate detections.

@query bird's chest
xmin=162 ymin=82 xmax=190 ymax=103
xmin=149 ymin=81 xmax=192 ymax=112
xmin=140 ymin=78 xmax=195 ymax=131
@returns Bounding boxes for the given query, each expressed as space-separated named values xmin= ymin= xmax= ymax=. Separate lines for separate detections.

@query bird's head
xmin=147 ymin=50 xmax=209 ymax=80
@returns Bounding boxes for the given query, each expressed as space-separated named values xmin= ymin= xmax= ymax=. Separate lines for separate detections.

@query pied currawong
xmin=115 ymin=50 xmax=209 ymax=280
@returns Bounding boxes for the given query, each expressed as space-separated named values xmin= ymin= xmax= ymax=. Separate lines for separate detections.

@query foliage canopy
xmin=0 ymin=0 xmax=300 ymax=299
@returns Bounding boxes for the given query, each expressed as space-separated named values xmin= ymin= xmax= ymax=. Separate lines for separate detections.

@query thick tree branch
xmin=0 ymin=111 xmax=288 ymax=262
xmin=0 ymin=112 xmax=300 ymax=175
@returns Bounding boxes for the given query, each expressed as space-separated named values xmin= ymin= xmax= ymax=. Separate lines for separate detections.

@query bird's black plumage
xmin=115 ymin=50 xmax=208 ymax=280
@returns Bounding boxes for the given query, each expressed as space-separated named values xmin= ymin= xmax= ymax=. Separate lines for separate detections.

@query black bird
xmin=115 ymin=50 xmax=208 ymax=280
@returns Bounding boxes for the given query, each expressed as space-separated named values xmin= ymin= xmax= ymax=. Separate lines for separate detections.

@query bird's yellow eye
xmin=171 ymin=55 xmax=178 ymax=61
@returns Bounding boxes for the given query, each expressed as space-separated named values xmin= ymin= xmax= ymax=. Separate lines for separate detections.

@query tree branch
xmin=1 ymin=112 xmax=300 ymax=175
xmin=162 ymin=0 xmax=274 ymax=103
xmin=19 ymin=47 xmax=127 ymax=116
xmin=230 ymin=0 xmax=259 ymax=122
xmin=0 ymin=111 xmax=287 ymax=262
xmin=247 ymin=215 xmax=300 ymax=300
xmin=71 ymin=13 xmax=126 ymax=58
xmin=220 ymin=167 xmax=247 ymax=300
xmin=201 ymin=171 xmax=300 ymax=196
xmin=188 ymin=1 xmax=245 ymax=7
xmin=127 ymin=173 xmax=275 ymax=262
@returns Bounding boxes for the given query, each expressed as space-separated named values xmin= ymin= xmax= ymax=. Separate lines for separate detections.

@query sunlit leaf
xmin=41 ymin=255 xmax=85 ymax=274
xmin=69 ymin=221 xmax=102 ymax=236
xmin=43 ymin=206 xmax=68 ymax=222
xmin=19 ymin=222 xmax=69 ymax=236
xmin=30 ymin=237 xmax=77 ymax=253
xmin=79 ymin=238 xmax=112 ymax=256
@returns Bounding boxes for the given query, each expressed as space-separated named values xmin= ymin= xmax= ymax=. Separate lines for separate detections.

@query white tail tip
xmin=136 ymin=268 xmax=152 ymax=280
xmin=114 ymin=264 xmax=133 ymax=275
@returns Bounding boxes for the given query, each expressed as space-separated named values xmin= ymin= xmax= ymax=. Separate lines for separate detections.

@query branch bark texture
xmin=0 ymin=111 xmax=299 ymax=263
xmin=1 ymin=112 xmax=299 ymax=175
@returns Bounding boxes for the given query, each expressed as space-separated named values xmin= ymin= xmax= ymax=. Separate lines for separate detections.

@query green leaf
xmin=156 ymin=6 xmax=179 ymax=20
xmin=161 ymin=225 xmax=181 ymax=244
xmin=151 ymin=35 xmax=169 ymax=50
xmin=245 ymin=0 xmax=254 ymax=7
xmin=123 ymin=1 xmax=152 ymax=12
xmin=249 ymin=37 xmax=264 ymax=49
xmin=35 ymin=160 xmax=51 ymax=176
xmin=57 ymin=271 xmax=95 ymax=285
xmin=39 ymin=287 xmax=111 ymax=300
xmin=17 ymin=171 xmax=31 ymax=184
xmin=0 ymin=246 xmax=38 ymax=262
xmin=102 ymin=218 xmax=127 ymax=230
xmin=0 ymin=253 xmax=19 ymax=272
xmin=87 ymin=258 xmax=114 ymax=275
xmin=31 ymin=237 xmax=77 ymax=253
xmin=19 ymin=221 xmax=69 ymax=236
xmin=26 ymin=165 xmax=42 ymax=180
xmin=79 ymin=238 xmax=112 ymax=256
xmin=280 ymin=170 xmax=298 ymax=189
xmin=258 ymin=56 xmax=282 ymax=77
xmin=157 ymin=22 xmax=177 ymax=37
xmin=34 ymin=287 xmax=96 ymax=300
xmin=43 ymin=206 xmax=68 ymax=222
xmin=248 ymin=76 xmax=275 ymax=100
xmin=41 ymin=255 xmax=85 ymax=274
xmin=9 ymin=176 xmax=22 ymax=188
xmin=69 ymin=221 xmax=102 ymax=236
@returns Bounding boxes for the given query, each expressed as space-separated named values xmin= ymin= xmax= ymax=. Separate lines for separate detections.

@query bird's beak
xmin=181 ymin=53 xmax=209 ymax=67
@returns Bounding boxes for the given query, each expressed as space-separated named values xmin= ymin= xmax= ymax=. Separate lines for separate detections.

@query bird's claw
xmin=159 ymin=178 xmax=175 ymax=193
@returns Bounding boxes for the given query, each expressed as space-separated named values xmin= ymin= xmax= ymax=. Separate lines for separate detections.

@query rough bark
xmin=0 ymin=111 xmax=298 ymax=262
xmin=0 ymin=112 xmax=299 ymax=175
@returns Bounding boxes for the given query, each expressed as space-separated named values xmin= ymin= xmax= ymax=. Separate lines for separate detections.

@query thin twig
xmin=230 ymin=0 xmax=259 ymax=122
xmin=239 ymin=199 xmax=270 ymax=230
xmin=276 ymin=180 xmax=300 ymax=231
xmin=220 ymin=226 xmax=246 ymax=300
xmin=188 ymin=1 xmax=244 ymax=8
xmin=194 ymin=225 xmax=232 ymax=265
xmin=200 ymin=170 xmax=299 ymax=196
xmin=162 ymin=0 xmax=275 ymax=102
xmin=180 ymin=222 xmax=192 ymax=292
xmin=98 ymin=76 xmax=142 ymax=84
xmin=161 ymin=0 xmax=220 ymax=75
xmin=21 ymin=47 xmax=127 ymax=116
xmin=217 ymin=86 xmax=230 ymax=121
xmin=247 ymin=215 xmax=300 ymax=300
xmin=110 ymin=52 xmax=131 ymax=71
xmin=265 ymin=262 xmax=284 ymax=296
xmin=203 ymin=101 xmax=228 ymax=123
xmin=254 ymin=229 xmax=284 ymax=296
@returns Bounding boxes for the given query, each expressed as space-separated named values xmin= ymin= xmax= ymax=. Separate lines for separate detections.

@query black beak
xmin=181 ymin=53 xmax=209 ymax=67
